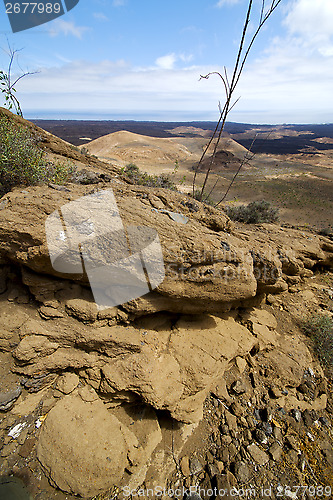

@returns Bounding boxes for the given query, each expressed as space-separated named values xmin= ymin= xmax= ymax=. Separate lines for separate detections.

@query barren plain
xmin=33 ymin=120 xmax=333 ymax=232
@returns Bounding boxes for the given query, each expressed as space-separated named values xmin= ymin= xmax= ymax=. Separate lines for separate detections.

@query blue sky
xmin=0 ymin=0 xmax=332 ymax=123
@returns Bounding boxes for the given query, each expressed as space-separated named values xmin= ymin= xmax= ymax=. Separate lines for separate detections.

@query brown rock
xmin=14 ymin=335 xmax=59 ymax=363
xmin=37 ymin=390 xmax=128 ymax=497
xmin=55 ymin=373 xmax=79 ymax=394
xmin=269 ymin=442 xmax=283 ymax=461
xmin=247 ymin=443 xmax=269 ymax=465
xmin=65 ymin=298 xmax=98 ymax=322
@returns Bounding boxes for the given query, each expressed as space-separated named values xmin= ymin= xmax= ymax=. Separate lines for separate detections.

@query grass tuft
xmin=224 ymin=200 xmax=279 ymax=224
xmin=301 ymin=314 xmax=333 ymax=372
xmin=122 ymin=163 xmax=177 ymax=190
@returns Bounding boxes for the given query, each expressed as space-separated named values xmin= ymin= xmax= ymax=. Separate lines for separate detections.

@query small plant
xmin=302 ymin=314 xmax=333 ymax=372
xmin=193 ymin=189 xmax=214 ymax=206
xmin=0 ymin=43 xmax=37 ymax=117
xmin=0 ymin=116 xmax=74 ymax=196
xmin=192 ymin=0 xmax=281 ymax=203
xmin=123 ymin=163 xmax=177 ymax=190
xmin=224 ymin=200 xmax=279 ymax=224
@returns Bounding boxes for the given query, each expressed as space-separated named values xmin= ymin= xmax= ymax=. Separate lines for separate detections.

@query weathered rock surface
xmin=1 ymin=182 xmax=332 ymax=317
xmin=37 ymin=387 xmax=128 ymax=497
xmin=12 ymin=312 xmax=256 ymax=423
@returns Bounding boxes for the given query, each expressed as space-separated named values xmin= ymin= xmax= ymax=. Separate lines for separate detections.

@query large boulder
xmin=1 ymin=184 xmax=332 ymax=315
xmin=37 ymin=386 xmax=129 ymax=497
xmin=0 ymin=183 xmax=258 ymax=314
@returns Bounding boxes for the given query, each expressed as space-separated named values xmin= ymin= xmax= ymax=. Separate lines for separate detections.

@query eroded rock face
xmin=1 ymin=184 xmax=332 ymax=316
xmin=0 ymin=184 xmax=255 ymax=315
xmin=12 ymin=313 xmax=256 ymax=423
xmin=37 ymin=386 xmax=128 ymax=497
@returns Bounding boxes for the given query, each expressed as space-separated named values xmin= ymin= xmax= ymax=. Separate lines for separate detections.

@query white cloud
xmin=216 ymin=0 xmax=241 ymax=7
xmin=18 ymin=0 xmax=333 ymax=123
xmin=155 ymin=53 xmax=193 ymax=70
xmin=283 ymin=0 xmax=333 ymax=57
xmin=229 ymin=0 xmax=333 ymax=122
xmin=155 ymin=53 xmax=177 ymax=70
xmin=284 ymin=0 xmax=333 ymax=40
xmin=19 ymin=59 xmax=223 ymax=119
xmin=48 ymin=19 xmax=89 ymax=39
xmin=179 ymin=53 xmax=194 ymax=63
xmin=113 ymin=0 xmax=126 ymax=6
xmin=93 ymin=12 xmax=109 ymax=22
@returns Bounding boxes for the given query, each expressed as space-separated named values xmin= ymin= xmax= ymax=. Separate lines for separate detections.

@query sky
xmin=0 ymin=0 xmax=332 ymax=124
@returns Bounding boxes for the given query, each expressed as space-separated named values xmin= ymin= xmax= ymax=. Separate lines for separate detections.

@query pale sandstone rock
xmin=242 ymin=307 xmax=278 ymax=329
xmin=37 ymin=389 xmax=128 ymax=497
xmin=247 ymin=443 xmax=269 ymax=466
xmin=13 ymin=335 xmax=59 ymax=363
xmin=55 ymin=372 xmax=79 ymax=394
xmin=65 ymin=298 xmax=99 ymax=322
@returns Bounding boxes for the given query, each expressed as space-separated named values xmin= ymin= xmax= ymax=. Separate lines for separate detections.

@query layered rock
xmin=1 ymin=183 xmax=332 ymax=316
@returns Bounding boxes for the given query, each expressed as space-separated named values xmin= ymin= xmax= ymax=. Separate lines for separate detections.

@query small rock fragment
xmin=247 ymin=443 xmax=269 ymax=466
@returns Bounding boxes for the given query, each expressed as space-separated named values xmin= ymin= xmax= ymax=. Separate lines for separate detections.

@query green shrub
xmin=224 ymin=200 xmax=279 ymax=224
xmin=192 ymin=189 xmax=215 ymax=206
xmin=0 ymin=117 xmax=74 ymax=197
xmin=301 ymin=314 xmax=333 ymax=371
xmin=122 ymin=163 xmax=177 ymax=190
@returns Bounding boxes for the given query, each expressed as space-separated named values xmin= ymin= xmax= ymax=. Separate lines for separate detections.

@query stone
xmin=231 ymin=380 xmax=247 ymax=394
xmin=214 ymin=378 xmax=232 ymax=404
xmin=235 ymin=356 xmax=247 ymax=374
xmin=255 ymin=429 xmax=268 ymax=444
xmin=229 ymin=401 xmax=244 ymax=418
xmin=224 ymin=411 xmax=238 ymax=434
xmin=291 ymin=409 xmax=302 ymax=422
xmin=1 ymin=441 xmax=18 ymax=457
xmin=216 ymin=471 xmax=237 ymax=490
xmin=65 ymin=299 xmax=99 ymax=322
xmin=241 ymin=308 xmax=278 ymax=329
xmin=37 ymin=389 xmax=128 ymax=497
xmin=14 ymin=335 xmax=59 ymax=363
xmin=19 ymin=438 xmax=36 ymax=458
xmin=285 ymin=435 xmax=299 ymax=451
xmin=233 ymin=461 xmax=251 ymax=483
xmin=269 ymin=442 xmax=283 ymax=461
xmin=108 ymin=404 xmax=162 ymax=490
xmin=188 ymin=457 xmax=203 ymax=476
xmin=180 ymin=456 xmax=191 ymax=477
xmin=55 ymin=372 xmax=79 ymax=394
xmin=39 ymin=305 xmax=64 ymax=319
xmin=0 ymin=385 xmax=22 ymax=411
xmin=0 ymin=305 xmax=29 ymax=331
xmin=247 ymin=443 xmax=269 ymax=466
xmin=287 ymin=449 xmax=299 ymax=465
xmin=0 ymin=183 xmax=275 ymax=315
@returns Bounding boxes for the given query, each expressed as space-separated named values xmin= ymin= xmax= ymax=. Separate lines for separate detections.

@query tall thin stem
xmin=192 ymin=0 xmax=282 ymax=202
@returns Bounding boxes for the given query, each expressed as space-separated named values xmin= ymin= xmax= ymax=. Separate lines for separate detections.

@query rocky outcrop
xmin=37 ymin=386 xmax=128 ymax=497
xmin=0 ymin=183 xmax=332 ymax=317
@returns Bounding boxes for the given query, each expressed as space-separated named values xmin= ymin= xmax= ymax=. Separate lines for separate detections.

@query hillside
xmin=82 ymin=130 xmax=195 ymax=169
xmin=0 ymin=109 xmax=333 ymax=500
